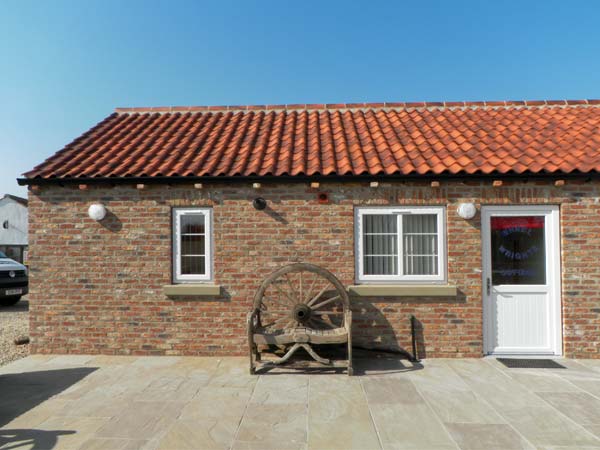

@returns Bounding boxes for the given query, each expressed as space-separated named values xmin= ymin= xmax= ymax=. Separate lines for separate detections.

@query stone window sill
xmin=163 ymin=284 xmax=221 ymax=296
xmin=348 ymin=284 xmax=457 ymax=297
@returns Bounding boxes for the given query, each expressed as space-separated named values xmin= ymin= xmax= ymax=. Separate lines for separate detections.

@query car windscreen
xmin=0 ymin=251 xmax=6 ymax=258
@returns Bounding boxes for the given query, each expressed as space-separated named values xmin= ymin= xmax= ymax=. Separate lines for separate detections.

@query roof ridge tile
xmin=114 ymin=99 xmax=600 ymax=115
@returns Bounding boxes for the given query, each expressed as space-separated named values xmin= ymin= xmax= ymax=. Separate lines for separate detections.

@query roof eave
xmin=16 ymin=171 xmax=599 ymax=187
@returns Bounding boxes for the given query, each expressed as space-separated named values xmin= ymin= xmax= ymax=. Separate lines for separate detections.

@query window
xmin=355 ymin=207 xmax=446 ymax=282
xmin=173 ymin=208 xmax=212 ymax=282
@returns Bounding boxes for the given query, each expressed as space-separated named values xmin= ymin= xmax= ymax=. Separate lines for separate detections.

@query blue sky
xmin=2 ymin=0 xmax=600 ymax=196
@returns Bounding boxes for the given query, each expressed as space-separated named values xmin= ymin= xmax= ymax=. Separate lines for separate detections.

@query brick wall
xmin=27 ymin=180 xmax=600 ymax=358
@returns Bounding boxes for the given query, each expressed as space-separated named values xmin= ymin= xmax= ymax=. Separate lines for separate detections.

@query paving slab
xmin=308 ymin=376 xmax=380 ymax=450
xmin=407 ymin=360 xmax=505 ymax=425
xmin=504 ymin=370 xmax=582 ymax=393
xmin=235 ymin=403 xmax=307 ymax=445
xmin=538 ymin=392 xmax=600 ymax=426
xmin=94 ymin=401 xmax=184 ymax=440
xmin=250 ymin=375 xmax=308 ymax=405
xmin=420 ymin=389 xmax=506 ymax=425
xmin=1 ymin=355 xmax=600 ymax=450
xmin=37 ymin=416 xmax=108 ymax=449
xmin=157 ymin=418 xmax=237 ymax=450
xmin=446 ymin=359 xmax=548 ymax=413
xmin=182 ymin=387 xmax=253 ymax=421
xmin=370 ymin=403 xmax=457 ymax=450
xmin=444 ymin=423 xmax=533 ymax=450
xmin=501 ymin=405 xmax=600 ymax=447
xmin=78 ymin=437 xmax=150 ymax=450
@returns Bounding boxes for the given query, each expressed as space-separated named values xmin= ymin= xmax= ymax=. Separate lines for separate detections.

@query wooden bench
xmin=248 ymin=263 xmax=353 ymax=375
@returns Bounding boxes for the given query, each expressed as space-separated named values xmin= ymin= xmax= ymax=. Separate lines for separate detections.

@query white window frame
xmin=355 ymin=206 xmax=446 ymax=283
xmin=172 ymin=208 xmax=213 ymax=283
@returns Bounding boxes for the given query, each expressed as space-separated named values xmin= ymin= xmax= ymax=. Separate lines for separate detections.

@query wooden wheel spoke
xmin=284 ymin=273 xmax=300 ymax=304
xmin=311 ymin=310 xmax=343 ymax=315
xmin=263 ymin=292 xmax=291 ymax=310
xmin=260 ymin=299 xmax=289 ymax=314
xmin=261 ymin=316 xmax=291 ymax=329
xmin=311 ymin=295 xmax=341 ymax=311
xmin=309 ymin=316 xmax=337 ymax=329
xmin=298 ymin=271 xmax=303 ymax=304
xmin=303 ymin=273 xmax=320 ymax=304
xmin=271 ymin=281 xmax=296 ymax=306
xmin=307 ymin=286 xmax=330 ymax=306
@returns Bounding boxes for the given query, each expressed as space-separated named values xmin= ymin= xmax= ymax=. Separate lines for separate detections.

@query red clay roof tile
xmin=24 ymin=100 xmax=600 ymax=180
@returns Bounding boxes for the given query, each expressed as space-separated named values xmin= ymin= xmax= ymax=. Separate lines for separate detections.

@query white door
xmin=482 ymin=206 xmax=562 ymax=355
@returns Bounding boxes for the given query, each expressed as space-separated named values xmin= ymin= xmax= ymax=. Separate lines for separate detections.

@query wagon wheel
xmin=253 ymin=263 xmax=349 ymax=333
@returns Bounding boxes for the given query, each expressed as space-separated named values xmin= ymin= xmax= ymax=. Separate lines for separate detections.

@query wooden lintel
xmin=492 ymin=180 xmax=503 ymax=187
xmin=253 ymin=183 xmax=261 ymax=189
xmin=554 ymin=179 xmax=565 ymax=187
xmin=310 ymin=182 xmax=320 ymax=189
xmin=430 ymin=181 xmax=440 ymax=188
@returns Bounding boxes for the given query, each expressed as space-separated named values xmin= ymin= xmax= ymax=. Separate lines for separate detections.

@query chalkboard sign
xmin=490 ymin=216 xmax=546 ymax=285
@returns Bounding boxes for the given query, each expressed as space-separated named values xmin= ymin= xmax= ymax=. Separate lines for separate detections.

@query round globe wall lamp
xmin=88 ymin=203 xmax=107 ymax=221
xmin=457 ymin=202 xmax=477 ymax=220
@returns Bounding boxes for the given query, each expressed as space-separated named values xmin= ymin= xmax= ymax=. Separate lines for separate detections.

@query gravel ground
xmin=0 ymin=298 xmax=29 ymax=366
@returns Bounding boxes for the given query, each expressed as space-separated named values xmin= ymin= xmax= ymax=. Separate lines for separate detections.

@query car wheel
xmin=0 ymin=296 xmax=21 ymax=307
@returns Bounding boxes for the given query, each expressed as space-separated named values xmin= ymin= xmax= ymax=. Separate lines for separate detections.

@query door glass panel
xmin=490 ymin=216 xmax=546 ymax=285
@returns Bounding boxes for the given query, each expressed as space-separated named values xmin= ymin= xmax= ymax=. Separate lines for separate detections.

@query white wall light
xmin=88 ymin=203 xmax=107 ymax=221
xmin=457 ymin=202 xmax=477 ymax=219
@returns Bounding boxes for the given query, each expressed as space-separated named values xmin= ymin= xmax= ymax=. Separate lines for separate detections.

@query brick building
xmin=19 ymin=101 xmax=600 ymax=359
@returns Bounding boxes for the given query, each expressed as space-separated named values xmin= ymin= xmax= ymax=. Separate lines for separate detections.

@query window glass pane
xmin=402 ymin=214 xmax=438 ymax=275
xmin=364 ymin=214 xmax=397 ymax=234
xmin=364 ymin=256 xmax=397 ymax=275
xmin=364 ymin=235 xmax=397 ymax=255
xmin=363 ymin=214 xmax=398 ymax=275
xmin=404 ymin=255 xmax=438 ymax=275
xmin=181 ymin=214 xmax=205 ymax=234
xmin=491 ymin=216 xmax=545 ymax=285
xmin=181 ymin=256 xmax=205 ymax=275
xmin=5 ymin=246 xmax=20 ymax=262
xmin=403 ymin=214 xmax=437 ymax=234
xmin=181 ymin=235 xmax=205 ymax=256
xmin=404 ymin=234 xmax=437 ymax=255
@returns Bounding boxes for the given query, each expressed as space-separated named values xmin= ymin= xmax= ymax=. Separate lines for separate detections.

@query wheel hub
xmin=292 ymin=303 xmax=312 ymax=324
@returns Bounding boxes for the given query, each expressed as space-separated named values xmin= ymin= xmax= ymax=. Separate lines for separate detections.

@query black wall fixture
xmin=317 ymin=192 xmax=329 ymax=204
xmin=253 ymin=197 xmax=267 ymax=210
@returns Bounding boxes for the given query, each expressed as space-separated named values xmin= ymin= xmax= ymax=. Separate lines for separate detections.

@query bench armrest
xmin=247 ymin=309 xmax=260 ymax=333
xmin=344 ymin=309 xmax=352 ymax=330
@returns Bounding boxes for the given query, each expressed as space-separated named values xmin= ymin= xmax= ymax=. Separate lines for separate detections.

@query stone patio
xmin=1 ymin=355 xmax=600 ymax=450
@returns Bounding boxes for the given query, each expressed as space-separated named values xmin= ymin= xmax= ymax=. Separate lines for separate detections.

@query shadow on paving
xmin=0 ymin=429 xmax=75 ymax=450
xmin=352 ymin=350 xmax=424 ymax=375
xmin=256 ymin=345 xmax=424 ymax=376
xmin=0 ymin=366 xmax=97 ymax=448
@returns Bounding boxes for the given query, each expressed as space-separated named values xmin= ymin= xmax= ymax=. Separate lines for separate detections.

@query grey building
xmin=0 ymin=194 xmax=28 ymax=263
